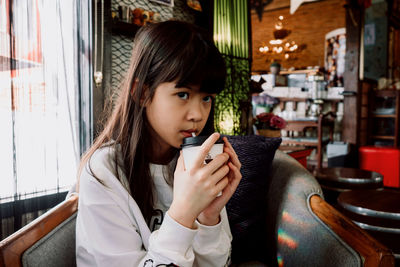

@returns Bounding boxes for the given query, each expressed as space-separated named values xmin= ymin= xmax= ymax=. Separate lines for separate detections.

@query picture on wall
xmin=149 ymin=0 xmax=174 ymax=7
xmin=324 ymin=28 xmax=346 ymax=88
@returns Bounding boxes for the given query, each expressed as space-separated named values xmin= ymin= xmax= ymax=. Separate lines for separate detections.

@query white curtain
xmin=0 ymin=0 xmax=92 ymax=202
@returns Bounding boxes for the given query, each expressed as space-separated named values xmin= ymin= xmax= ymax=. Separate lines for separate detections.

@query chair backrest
xmin=267 ymin=151 xmax=394 ymax=266
xmin=0 ymin=194 xmax=78 ymax=267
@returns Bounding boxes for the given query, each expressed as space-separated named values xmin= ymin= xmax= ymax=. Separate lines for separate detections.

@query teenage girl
xmin=76 ymin=20 xmax=242 ymax=266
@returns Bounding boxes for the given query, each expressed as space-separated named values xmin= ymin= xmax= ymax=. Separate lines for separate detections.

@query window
xmin=0 ymin=0 xmax=92 ymax=203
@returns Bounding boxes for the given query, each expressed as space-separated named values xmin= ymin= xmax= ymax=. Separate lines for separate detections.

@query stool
xmin=359 ymin=146 xmax=400 ymax=188
xmin=337 ymin=189 xmax=400 ymax=264
xmin=314 ymin=167 xmax=383 ymax=205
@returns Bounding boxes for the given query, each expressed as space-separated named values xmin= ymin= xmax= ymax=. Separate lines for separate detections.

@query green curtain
xmin=214 ymin=0 xmax=251 ymax=135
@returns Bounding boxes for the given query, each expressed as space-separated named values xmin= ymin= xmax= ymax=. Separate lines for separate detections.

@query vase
xmin=258 ymin=129 xmax=281 ymax=138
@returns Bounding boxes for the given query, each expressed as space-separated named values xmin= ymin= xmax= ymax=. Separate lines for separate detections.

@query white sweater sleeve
xmin=192 ymin=208 xmax=232 ymax=267
xmin=76 ymin=165 xmax=197 ymax=267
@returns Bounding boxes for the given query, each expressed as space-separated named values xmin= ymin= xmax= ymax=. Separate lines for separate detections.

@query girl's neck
xmin=144 ymin=121 xmax=177 ymax=165
xmin=149 ymin=147 xmax=176 ymax=165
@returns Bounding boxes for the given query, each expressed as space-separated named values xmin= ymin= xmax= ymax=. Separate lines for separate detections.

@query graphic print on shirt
xmin=149 ymin=209 xmax=164 ymax=232
xmin=143 ymin=259 xmax=178 ymax=267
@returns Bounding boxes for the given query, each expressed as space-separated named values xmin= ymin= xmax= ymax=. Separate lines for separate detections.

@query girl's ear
xmin=130 ymin=78 xmax=139 ymax=97
xmin=140 ymin=84 xmax=151 ymax=107
xmin=130 ymin=79 xmax=149 ymax=106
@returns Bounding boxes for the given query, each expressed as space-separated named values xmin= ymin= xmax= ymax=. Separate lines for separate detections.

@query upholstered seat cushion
xmin=226 ymin=135 xmax=282 ymax=263
xmin=21 ymin=213 xmax=77 ymax=267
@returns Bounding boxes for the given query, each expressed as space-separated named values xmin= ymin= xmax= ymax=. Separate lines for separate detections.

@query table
xmin=314 ymin=167 xmax=383 ymax=204
xmin=337 ymin=189 xmax=400 ymax=263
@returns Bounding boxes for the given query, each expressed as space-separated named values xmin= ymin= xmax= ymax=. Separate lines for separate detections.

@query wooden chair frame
xmin=0 ymin=194 xmax=78 ymax=267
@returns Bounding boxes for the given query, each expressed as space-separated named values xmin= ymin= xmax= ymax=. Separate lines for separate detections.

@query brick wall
xmin=251 ymin=0 xmax=346 ymax=71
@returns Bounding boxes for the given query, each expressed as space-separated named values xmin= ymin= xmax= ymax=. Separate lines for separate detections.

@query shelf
xmin=373 ymin=89 xmax=400 ymax=97
xmin=282 ymin=137 xmax=331 ymax=147
xmin=372 ymin=114 xmax=396 ymax=118
xmin=279 ymin=69 xmax=318 ymax=75
xmin=368 ymin=88 xmax=400 ymax=147
xmin=111 ymin=20 xmax=140 ymax=37
xmin=277 ymin=97 xmax=342 ymax=102
xmin=282 ymin=140 xmax=318 ymax=147
xmin=372 ymin=135 xmax=395 ymax=140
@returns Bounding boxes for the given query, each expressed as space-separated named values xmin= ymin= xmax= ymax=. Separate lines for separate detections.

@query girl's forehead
xmin=155 ymin=82 xmax=198 ymax=91
xmin=175 ymin=84 xmax=201 ymax=91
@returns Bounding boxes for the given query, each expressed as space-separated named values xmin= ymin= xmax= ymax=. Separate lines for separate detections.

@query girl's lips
xmin=181 ymin=131 xmax=195 ymax=138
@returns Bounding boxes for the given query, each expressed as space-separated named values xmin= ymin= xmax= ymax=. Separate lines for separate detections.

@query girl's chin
xmin=172 ymin=142 xmax=182 ymax=149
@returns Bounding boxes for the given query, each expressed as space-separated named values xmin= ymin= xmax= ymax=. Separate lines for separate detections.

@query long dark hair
xmin=79 ymin=21 xmax=226 ymax=223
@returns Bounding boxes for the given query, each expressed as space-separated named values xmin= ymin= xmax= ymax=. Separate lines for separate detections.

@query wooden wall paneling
xmin=342 ymin=5 xmax=363 ymax=145
xmin=362 ymin=81 xmax=374 ymax=146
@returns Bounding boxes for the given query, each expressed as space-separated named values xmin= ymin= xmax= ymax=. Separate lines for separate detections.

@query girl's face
xmin=145 ymin=82 xmax=215 ymax=154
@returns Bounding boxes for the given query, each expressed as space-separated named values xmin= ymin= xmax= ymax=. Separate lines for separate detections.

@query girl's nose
xmin=187 ymin=102 xmax=203 ymax=122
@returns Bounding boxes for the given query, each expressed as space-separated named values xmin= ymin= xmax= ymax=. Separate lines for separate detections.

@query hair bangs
xmin=141 ymin=21 xmax=226 ymax=94
xmin=145 ymin=22 xmax=227 ymax=94
xmin=174 ymin=41 xmax=226 ymax=94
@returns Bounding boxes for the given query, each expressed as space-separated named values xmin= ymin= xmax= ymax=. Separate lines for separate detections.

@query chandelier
xmin=258 ymin=16 xmax=303 ymax=61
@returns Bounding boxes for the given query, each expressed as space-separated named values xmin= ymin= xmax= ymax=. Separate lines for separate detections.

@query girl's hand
xmin=197 ymin=137 xmax=242 ymax=226
xmin=168 ymin=133 xmax=230 ymax=229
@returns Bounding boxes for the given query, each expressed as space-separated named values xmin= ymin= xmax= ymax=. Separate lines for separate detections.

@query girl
xmin=76 ymin=20 xmax=242 ymax=266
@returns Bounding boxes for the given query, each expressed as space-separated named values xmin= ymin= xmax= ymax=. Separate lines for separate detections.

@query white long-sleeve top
xmin=76 ymin=145 xmax=232 ymax=267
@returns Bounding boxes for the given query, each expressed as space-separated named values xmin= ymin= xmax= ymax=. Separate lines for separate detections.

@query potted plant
xmin=254 ymin=112 xmax=287 ymax=137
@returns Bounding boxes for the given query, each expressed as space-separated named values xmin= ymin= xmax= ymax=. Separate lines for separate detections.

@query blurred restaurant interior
xmin=0 ymin=0 xmax=400 ymax=265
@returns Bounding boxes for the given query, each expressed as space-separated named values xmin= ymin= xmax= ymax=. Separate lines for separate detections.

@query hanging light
xmin=258 ymin=16 xmax=303 ymax=61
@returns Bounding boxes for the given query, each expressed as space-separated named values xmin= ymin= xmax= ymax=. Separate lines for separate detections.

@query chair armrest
xmin=310 ymin=195 xmax=395 ymax=266
xmin=0 ymin=195 xmax=78 ymax=267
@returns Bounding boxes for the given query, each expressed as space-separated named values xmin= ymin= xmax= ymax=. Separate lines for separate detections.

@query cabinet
xmin=368 ymin=90 xmax=400 ymax=147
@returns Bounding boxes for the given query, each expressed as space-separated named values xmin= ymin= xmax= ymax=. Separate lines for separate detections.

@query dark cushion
xmin=225 ymin=135 xmax=282 ymax=264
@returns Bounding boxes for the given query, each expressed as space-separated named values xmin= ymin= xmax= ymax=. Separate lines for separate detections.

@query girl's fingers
xmin=223 ymin=137 xmax=241 ymax=169
xmin=209 ymin=164 xmax=229 ymax=184
xmin=223 ymin=137 xmax=238 ymax=159
xmin=215 ymin=176 xmax=229 ymax=193
xmin=205 ymin=153 xmax=229 ymax=174
xmin=223 ymin=137 xmax=233 ymax=149
xmin=227 ymin=162 xmax=242 ymax=185
xmin=224 ymin=147 xmax=240 ymax=168
xmin=192 ymin=133 xmax=220 ymax=168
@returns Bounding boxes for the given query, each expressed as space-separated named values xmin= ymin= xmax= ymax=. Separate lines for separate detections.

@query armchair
xmin=0 ymin=151 xmax=394 ymax=267
xmin=264 ymin=151 xmax=394 ymax=266
xmin=0 ymin=194 xmax=78 ymax=267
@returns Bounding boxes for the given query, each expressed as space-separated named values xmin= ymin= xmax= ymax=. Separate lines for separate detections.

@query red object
xmin=359 ymin=146 xmax=400 ymax=188
xmin=287 ymin=148 xmax=313 ymax=169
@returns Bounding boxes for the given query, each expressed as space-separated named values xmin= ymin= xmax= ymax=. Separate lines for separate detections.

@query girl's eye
xmin=203 ymin=96 xmax=212 ymax=103
xmin=177 ymin=92 xmax=189 ymax=100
